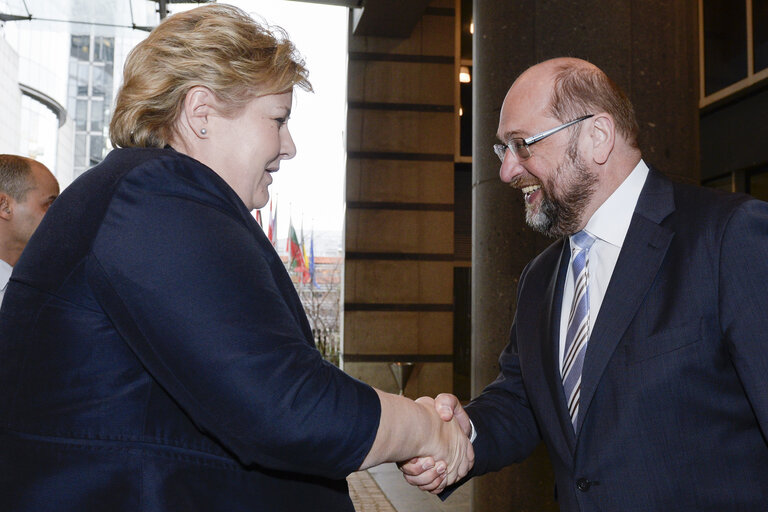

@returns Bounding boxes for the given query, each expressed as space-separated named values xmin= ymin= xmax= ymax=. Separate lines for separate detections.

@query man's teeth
xmin=522 ymin=185 xmax=541 ymax=194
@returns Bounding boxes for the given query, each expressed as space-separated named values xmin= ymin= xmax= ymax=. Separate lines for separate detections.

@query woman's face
xmin=204 ymin=91 xmax=295 ymax=210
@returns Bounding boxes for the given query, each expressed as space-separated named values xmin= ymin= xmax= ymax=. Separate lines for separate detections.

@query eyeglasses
xmin=493 ymin=114 xmax=594 ymax=163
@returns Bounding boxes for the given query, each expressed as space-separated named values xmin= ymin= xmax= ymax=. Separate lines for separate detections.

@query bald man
xmin=403 ymin=58 xmax=768 ymax=510
xmin=0 ymin=155 xmax=59 ymax=305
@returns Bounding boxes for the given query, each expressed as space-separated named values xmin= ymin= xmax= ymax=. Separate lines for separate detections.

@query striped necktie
xmin=562 ymin=230 xmax=596 ymax=430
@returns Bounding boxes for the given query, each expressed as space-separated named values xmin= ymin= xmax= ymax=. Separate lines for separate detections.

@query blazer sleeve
xmin=463 ymin=264 xmax=543 ymax=476
xmin=88 ymin=162 xmax=380 ymax=479
xmin=719 ymin=198 xmax=768 ymax=440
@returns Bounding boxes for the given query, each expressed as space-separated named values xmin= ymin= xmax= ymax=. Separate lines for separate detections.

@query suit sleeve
xmin=88 ymin=165 xmax=380 ymax=479
xmin=719 ymin=198 xmax=768 ymax=440
xmin=462 ymin=269 xmax=543 ymax=476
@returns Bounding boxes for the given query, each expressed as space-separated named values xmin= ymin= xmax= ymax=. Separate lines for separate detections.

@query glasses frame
xmin=493 ymin=114 xmax=594 ymax=162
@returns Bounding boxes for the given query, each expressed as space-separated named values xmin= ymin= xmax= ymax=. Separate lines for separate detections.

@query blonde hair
xmin=110 ymin=3 xmax=312 ymax=148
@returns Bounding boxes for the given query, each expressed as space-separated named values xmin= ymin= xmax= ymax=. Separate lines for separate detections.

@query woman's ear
xmin=590 ymin=113 xmax=615 ymax=165
xmin=180 ymin=86 xmax=217 ymax=139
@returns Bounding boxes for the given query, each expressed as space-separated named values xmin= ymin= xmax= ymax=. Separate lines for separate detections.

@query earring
xmin=201 ymin=128 xmax=207 ymax=135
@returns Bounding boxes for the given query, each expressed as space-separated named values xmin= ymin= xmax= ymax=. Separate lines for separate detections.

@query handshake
xmin=398 ymin=393 xmax=474 ymax=495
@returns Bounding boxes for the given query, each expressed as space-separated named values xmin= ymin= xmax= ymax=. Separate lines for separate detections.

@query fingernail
xmin=421 ymin=461 xmax=434 ymax=471
xmin=436 ymin=463 xmax=446 ymax=475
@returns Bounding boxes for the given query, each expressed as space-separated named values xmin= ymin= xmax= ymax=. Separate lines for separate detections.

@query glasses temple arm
xmin=524 ymin=114 xmax=594 ymax=145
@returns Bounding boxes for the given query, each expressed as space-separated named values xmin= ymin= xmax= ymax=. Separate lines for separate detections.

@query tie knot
xmin=571 ymin=230 xmax=595 ymax=251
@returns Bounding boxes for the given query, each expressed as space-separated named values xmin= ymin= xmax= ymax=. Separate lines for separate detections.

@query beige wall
xmin=342 ymin=0 xmax=458 ymax=399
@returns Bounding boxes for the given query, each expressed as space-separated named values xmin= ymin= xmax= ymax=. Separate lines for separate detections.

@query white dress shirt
xmin=0 ymin=258 xmax=12 ymax=306
xmin=558 ymin=160 xmax=649 ymax=370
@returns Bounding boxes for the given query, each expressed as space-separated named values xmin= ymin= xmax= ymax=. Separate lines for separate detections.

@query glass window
xmin=91 ymin=99 xmax=104 ymax=132
xmin=71 ymin=35 xmax=90 ymax=61
xmin=460 ymin=0 xmax=472 ymax=62
xmin=76 ymin=100 xmax=88 ymax=131
xmin=703 ymin=0 xmax=748 ymax=95
xmin=460 ymin=76 xmax=472 ymax=157
xmin=77 ymin=62 xmax=90 ymax=95
xmin=103 ymin=66 xmax=114 ymax=99
xmin=93 ymin=36 xmax=115 ymax=64
xmin=90 ymin=135 xmax=105 ymax=165
xmin=75 ymin=134 xmax=87 ymax=165
xmin=92 ymin=66 xmax=105 ymax=96
xmin=755 ymin=0 xmax=768 ymax=72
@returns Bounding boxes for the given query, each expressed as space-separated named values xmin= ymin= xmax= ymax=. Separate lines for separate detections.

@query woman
xmin=0 ymin=5 xmax=471 ymax=511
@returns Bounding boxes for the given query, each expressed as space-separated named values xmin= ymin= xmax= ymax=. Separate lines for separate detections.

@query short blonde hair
xmin=110 ymin=3 xmax=312 ymax=148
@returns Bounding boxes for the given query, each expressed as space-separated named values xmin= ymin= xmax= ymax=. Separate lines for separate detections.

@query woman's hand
xmin=400 ymin=394 xmax=473 ymax=494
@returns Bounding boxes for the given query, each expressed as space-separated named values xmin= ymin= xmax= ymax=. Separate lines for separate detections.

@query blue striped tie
xmin=562 ymin=230 xmax=596 ymax=430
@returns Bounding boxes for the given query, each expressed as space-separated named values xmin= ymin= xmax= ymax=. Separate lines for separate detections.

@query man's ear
xmin=179 ymin=86 xmax=218 ymax=140
xmin=590 ymin=113 xmax=615 ymax=165
xmin=0 ymin=194 xmax=12 ymax=220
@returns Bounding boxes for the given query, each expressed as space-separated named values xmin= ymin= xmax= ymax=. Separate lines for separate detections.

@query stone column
xmin=470 ymin=1 xmax=698 ymax=510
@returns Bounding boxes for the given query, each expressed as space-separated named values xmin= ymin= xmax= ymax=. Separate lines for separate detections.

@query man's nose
xmin=499 ymin=151 xmax=526 ymax=184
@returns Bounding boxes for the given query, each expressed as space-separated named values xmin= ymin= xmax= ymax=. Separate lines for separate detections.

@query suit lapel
xmin=576 ymin=168 xmax=675 ymax=434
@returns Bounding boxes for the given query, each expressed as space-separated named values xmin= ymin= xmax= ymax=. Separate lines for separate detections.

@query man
xmin=403 ymin=57 xmax=768 ymax=510
xmin=0 ymin=155 xmax=59 ymax=305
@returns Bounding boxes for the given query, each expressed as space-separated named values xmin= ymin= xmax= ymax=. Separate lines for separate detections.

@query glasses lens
xmin=493 ymin=144 xmax=506 ymax=162
xmin=511 ymin=139 xmax=531 ymax=161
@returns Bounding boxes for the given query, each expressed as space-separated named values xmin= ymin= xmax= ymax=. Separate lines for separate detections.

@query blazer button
xmin=576 ymin=478 xmax=592 ymax=492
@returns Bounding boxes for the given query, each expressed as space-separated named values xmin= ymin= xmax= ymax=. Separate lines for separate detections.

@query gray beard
xmin=525 ymin=147 xmax=598 ymax=238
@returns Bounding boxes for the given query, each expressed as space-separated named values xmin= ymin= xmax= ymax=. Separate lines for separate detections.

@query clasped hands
xmin=400 ymin=393 xmax=473 ymax=494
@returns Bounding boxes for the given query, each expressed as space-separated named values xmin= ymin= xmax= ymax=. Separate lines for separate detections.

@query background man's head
xmin=0 ymin=155 xmax=59 ymax=266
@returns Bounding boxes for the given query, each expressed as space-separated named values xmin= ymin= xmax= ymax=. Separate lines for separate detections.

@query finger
xmin=418 ymin=475 xmax=445 ymax=493
xmin=457 ymin=440 xmax=475 ymax=479
xmin=430 ymin=478 xmax=449 ymax=494
xmin=403 ymin=467 xmax=444 ymax=488
xmin=414 ymin=396 xmax=435 ymax=407
xmin=398 ymin=456 xmax=435 ymax=476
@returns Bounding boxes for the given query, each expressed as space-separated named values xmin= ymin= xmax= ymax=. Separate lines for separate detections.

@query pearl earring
xmin=201 ymin=128 xmax=207 ymax=135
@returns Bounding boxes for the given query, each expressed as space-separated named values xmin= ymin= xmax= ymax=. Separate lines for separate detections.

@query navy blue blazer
xmin=464 ymin=168 xmax=768 ymax=511
xmin=0 ymin=147 xmax=380 ymax=511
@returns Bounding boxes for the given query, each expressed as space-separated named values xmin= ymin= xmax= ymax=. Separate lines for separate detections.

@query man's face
xmin=9 ymin=162 xmax=59 ymax=246
xmin=496 ymin=77 xmax=598 ymax=238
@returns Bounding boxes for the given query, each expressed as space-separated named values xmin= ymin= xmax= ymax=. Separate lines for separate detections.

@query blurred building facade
xmin=0 ymin=0 xmax=153 ymax=187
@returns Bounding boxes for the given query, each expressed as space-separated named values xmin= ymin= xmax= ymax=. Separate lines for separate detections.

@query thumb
xmin=434 ymin=393 xmax=459 ymax=422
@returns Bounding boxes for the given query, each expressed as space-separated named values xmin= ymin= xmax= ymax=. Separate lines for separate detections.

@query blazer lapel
xmin=576 ymin=168 xmax=675 ymax=434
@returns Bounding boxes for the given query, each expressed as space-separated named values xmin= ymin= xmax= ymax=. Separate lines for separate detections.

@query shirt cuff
xmin=469 ymin=419 xmax=477 ymax=443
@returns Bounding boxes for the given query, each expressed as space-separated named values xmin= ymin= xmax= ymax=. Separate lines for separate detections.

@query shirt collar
xmin=582 ymin=159 xmax=649 ymax=249
xmin=0 ymin=258 xmax=12 ymax=291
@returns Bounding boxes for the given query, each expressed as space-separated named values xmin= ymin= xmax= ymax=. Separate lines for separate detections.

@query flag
xmin=267 ymin=197 xmax=277 ymax=247
xmin=301 ymin=219 xmax=310 ymax=277
xmin=309 ymin=233 xmax=316 ymax=287
xmin=255 ymin=209 xmax=263 ymax=229
xmin=287 ymin=219 xmax=308 ymax=276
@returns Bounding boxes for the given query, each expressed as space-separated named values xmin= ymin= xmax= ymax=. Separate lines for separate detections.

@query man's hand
xmin=399 ymin=394 xmax=472 ymax=493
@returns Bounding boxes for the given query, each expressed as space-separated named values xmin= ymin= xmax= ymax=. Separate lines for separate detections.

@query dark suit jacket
xmin=0 ymin=147 xmax=380 ymax=511
xmin=464 ymin=168 xmax=768 ymax=511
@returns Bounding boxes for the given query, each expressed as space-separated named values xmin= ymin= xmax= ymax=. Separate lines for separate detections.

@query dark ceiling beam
xmin=284 ymin=1 xmax=362 ymax=7
xmin=352 ymin=0 xmax=431 ymax=38
xmin=286 ymin=0 xmax=430 ymax=38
